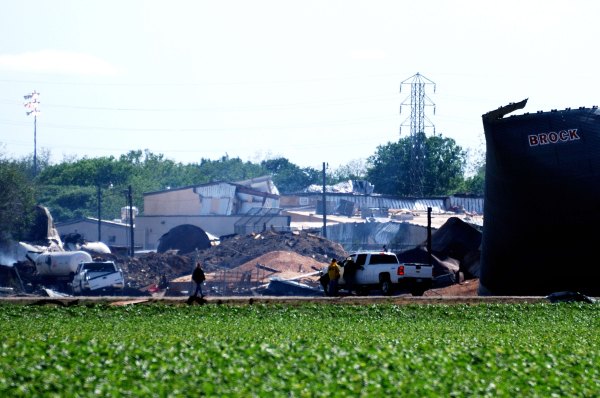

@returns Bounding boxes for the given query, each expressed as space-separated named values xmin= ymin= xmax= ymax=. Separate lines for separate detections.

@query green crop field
xmin=0 ymin=303 xmax=598 ymax=397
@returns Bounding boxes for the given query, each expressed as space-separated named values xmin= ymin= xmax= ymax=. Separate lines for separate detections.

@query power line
xmin=0 ymin=94 xmax=399 ymax=113
xmin=0 ymin=71 xmax=406 ymax=88
xmin=0 ymin=115 xmax=400 ymax=132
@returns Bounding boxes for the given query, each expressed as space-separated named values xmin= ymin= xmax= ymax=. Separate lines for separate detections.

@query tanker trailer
xmin=34 ymin=251 xmax=93 ymax=280
xmin=33 ymin=251 xmax=125 ymax=295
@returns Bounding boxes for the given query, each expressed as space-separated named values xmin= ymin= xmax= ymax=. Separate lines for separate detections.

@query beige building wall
xmin=138 ymin=180 xmax=285 ymax=250
xmin=136 ymin=215 xmax=290 ymax=250
xmin=143 ymin=188 xmax=202 ymax=216
xmin=56 ymin=219 xmax=131 ymax=247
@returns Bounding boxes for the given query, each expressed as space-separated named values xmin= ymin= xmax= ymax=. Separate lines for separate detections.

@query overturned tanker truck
xmin=479 ymin=99 xmax=600 ymax=296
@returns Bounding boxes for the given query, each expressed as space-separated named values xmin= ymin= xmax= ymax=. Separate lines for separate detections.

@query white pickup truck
xmin=34 ymin=251 xmax=125 ymax=295
xmin=336 ymin=251 xmax=433 ymax=296
xmin=71 ymin=261 xmax=125 ymax=295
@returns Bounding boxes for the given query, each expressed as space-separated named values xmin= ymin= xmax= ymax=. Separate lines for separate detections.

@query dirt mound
xmin=174 ymin=250 xmax=327 ymax=284
xmin=234 ymin=250 xmax=327 ymax=275
xmin=194 ymin=230 xmax=346 ymax=270
xmin=217 ymin=250 xmax=325 ymax=284
xmin=424 ymin=279 xmax=479 ymax=296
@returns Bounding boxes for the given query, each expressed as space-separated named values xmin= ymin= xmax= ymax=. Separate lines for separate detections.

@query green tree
xmin=261 ymin=158 xmax=320 ymax=193
xmin=459 ymin=147 xmax=485 ymax=195
xmin=120 ymin=150 xmax=202 ymax=191
xmin=331 ymin=158 xmax=368 ymax=183
xmin=462 ymin=158 xmax=485 ymax=195
xmin=0 ymin=158 xmax=36 ymax=242
xmin=36 ymin=156 xmax=133 ymax=222
xmin=366 ymin=133 xmax=467 ymax=196
xmin=196 ymin=155 xmax=265 ymax=183
xmin=121 ymin=150 xmax=204 ymax=216
xmin=366 ymin=141 xmax=409 ymax=195
xmin=422 ymin=134 xmax=467 ymax=195
xmin=38 ymin=156 xmax=130 ymax=187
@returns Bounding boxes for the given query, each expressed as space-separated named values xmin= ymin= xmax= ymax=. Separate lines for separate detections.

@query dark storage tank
xmin=479 ymin=99 xmax=600 ymax=296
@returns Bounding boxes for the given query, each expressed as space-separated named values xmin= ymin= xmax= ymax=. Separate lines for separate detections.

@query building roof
xmin=55 ymin=217 xmax=131 ymax=229
xmin=142 ymin=176 xmax=280 ymax=199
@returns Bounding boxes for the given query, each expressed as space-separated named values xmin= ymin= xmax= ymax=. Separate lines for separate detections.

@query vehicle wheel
xmin=379 ymin=276 xmax=393 ymax=296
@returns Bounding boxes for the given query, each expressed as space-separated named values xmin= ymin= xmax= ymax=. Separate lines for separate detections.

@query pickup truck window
xmin=355 ymin=254 xmax=367 ymax=266
xmin=369 ymin=254 xmax=399 ymax=265
xmin=82 ymin=263 xmax=116 ymax=272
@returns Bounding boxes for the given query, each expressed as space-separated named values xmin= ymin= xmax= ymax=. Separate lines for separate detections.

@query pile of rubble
xmin=197 ymin=230 xmax=345 ymax=270
xmin=92 ymin=230 xmax=346 ymax=292
xmin=2 ymin=229 xmax=345 ymax=296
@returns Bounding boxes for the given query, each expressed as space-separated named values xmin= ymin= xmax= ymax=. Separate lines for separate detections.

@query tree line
xmin=0 ymin=133 xmax=484 ymax=243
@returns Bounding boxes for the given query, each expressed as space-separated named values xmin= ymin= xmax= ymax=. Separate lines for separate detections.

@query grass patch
xmin=1 ymin=303 xmax=598 ymax=397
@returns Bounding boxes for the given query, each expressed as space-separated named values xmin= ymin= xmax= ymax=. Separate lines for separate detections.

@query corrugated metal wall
xmin=445 ymin=196 xmax=484 ymax=214
xmin=283 ymin=193 xmax=484 ymax=215
xmin=196 ymin=183 xmax=236 ymax=215
xmin=326 ymin=221 xmax=430 ymax=252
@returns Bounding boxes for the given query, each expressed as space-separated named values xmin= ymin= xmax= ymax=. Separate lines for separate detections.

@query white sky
xmin=1 ymin=0 xmax=599 ymax=170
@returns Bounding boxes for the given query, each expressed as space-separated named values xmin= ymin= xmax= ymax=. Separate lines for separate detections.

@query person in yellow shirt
xmin=327 ymin=258 xmax=341 ymax=297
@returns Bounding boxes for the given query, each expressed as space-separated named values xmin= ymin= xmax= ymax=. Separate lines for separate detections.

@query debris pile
xmin=10 ymin=230 xmax=346 ymax=294
xmin=174 ymin=250 xmax=326 ymax=285
xmin=198 ymin=230 xmax=345 ymax=270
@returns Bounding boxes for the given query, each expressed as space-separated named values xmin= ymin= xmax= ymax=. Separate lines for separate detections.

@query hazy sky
xmin=1 ymin=0 xmax=599 ymax=170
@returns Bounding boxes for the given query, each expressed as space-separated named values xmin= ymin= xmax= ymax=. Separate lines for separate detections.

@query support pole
xmin=427 ymin=207 xmax=432 ymax=267
xmin=24 ymin=91 xmax=40 ymax=176
xmin=128 ymin=185 xmax=134 ymax=257
xmin=97 ymin=184 xmax=102 ymax=241
xmin=322 ymin=162 xmax=327 ymax=238
xmin=33 ymin=115 xmax=37 ymax=176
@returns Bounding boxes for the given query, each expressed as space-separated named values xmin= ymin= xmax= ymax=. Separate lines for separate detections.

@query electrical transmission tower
xmin=399 ymin=73 xmax=436 ymax=197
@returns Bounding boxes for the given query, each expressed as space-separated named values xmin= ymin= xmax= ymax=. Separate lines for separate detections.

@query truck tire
xmin=379 ymin=275 xmax=393 ymax=296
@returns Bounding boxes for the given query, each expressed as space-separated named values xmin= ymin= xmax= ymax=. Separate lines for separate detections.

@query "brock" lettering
xmin=528 ymin=129 xmax=580 ymax=146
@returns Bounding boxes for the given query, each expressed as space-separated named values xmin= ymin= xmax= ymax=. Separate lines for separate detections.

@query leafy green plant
xmin=0 ymin=303 xmax=597 ymax=397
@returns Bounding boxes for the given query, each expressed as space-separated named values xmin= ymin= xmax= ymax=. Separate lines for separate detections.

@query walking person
xmin=192 ymin=262 xmax=206 ymax=298
xmin=327 ymin=258 xmax=341 ymax=297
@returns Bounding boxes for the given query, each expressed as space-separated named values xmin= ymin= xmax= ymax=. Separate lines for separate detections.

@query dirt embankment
xmin=424 ymin=279 xmax=479 ymax=296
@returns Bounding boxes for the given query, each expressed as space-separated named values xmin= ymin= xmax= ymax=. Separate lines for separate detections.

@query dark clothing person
xmin=343 ymin=258 xmax=360 ymax=294
xmin=158 ymin=273 xmax=168 ymax=289
xmin=319 ymin=272 xmax=330 ymax=296
xmin=192 ymin=263 xmax=206 ymax=298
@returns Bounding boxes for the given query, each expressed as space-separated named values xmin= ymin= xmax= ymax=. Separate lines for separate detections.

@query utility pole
xmin=128 ymin=185 xmax=134 ymax=257
xmin=427 ymin=207 xmax=433 ymax=268
xmin=23 ymin=91 xmax=41 ymax=176
xmin=97 ymin=184 xmax=102 ymax=241
xmin=97 ymin=182 xmax=113 ymax=242
xmin=322 ymin=162 xmax=327 ymax=238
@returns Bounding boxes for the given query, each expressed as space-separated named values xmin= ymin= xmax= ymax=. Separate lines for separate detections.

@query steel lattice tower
xmin=399 ymin=73 xmax=436 ymax=196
